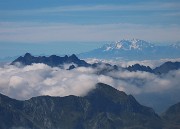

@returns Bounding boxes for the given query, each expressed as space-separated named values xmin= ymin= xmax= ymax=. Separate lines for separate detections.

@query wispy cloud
xmin=0 ymin=22 xmax=180 ymax=42
xmin=0 ymin=2 xmax=179 ymax=43
xmin=29 ymin=3 xmax=180 ymax=13
xmin=1 ymin=2 xmax=180 ymax=14
xmin=163 ymin=12 xmax=180 ymax=16
xmin=0 ymin=2 xmax=179 ymax=25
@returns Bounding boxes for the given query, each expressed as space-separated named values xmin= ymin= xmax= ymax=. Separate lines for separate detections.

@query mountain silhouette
xmin=162 ymin=102 xmax=180 ymax=129
xmin=11 ymin=53 xmax=180 ymax=74
xmin=154 ymin=61 xmax=180 ymax=74
xmin=0 ymin=83 xmax=163 ymax=129
xmin=126 ymin=64 xmax=153 ymax=73
xmin=11 ymin=53 xmax=90 ymax=68
xmin=79 ymin=39 xmax=180 ymax=60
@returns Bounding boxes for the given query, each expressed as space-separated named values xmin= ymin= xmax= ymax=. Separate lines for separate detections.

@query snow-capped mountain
xmin=102 ymin=39 xmax=155 ymax=51
xmin=170 ymin=42 xmax=180 ymax=49
xmin=79 ymin=39 xmax=180 ymax=60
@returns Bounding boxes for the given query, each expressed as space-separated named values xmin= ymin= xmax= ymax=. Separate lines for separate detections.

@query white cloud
xmin=0 ymin=63 xmax=99 ymax=99
xmin=86 ymin=58 xmax=180 ymax=68
xmin=0 ymin=63 xmax=180 ymax=113
xmin=9 ymin=76 xmax=25 ymax=87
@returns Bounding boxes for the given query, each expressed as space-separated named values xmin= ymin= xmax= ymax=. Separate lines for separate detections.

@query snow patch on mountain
xmin=103 ymin=39 xmax=155 ymax=51
xmin=78 ymin=39 xmax=180 ymax=60
xmin=170 ymin=42 xmax=180 ymax=49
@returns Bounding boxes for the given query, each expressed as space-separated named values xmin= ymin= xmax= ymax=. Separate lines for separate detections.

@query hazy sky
xmin=0 ymin=0 xmax=180 ymax=57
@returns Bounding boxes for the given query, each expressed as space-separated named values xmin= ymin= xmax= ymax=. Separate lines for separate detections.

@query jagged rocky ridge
xmin=0 ymin=83 xmax=180 ymax=129
xmin=0 ymin=83 xmax=163 ymax=129
xmin=11 ymin=53 xmax=90 ymax=67
xmin=126 ymin=61 xmax=180 ymax=74
xmin=11 ymin=53 xmax=180 ymax=74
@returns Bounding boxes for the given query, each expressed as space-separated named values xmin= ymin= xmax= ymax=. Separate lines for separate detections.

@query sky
xmin=0 ymin=0 xmax=180 ymax=57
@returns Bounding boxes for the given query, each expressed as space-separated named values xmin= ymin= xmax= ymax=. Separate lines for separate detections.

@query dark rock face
xmin=162 ymin=102 xmax=180 ymax=129
xmin=153 ymin=61 xmax=180 ymax=74
xmin=11 ymin=53 xmax=90 ymax=67
xmin=67 ymin=64 xmax=76 ymax=70
xmin=127 ymin=64 xmax=153 ymax=73
xmin=0 ymin=94 xmax=37 ymax=129
xmin=126 ymin=62 xmax=180 ymax=74
xmin=0 ymin=83 xmax=163 ymax=129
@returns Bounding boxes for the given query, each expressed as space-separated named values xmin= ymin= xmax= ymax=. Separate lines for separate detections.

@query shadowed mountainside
xmin=162 ymin=102 xmax=180 ymax=129
xmin=0 ymin=83 xmax=164 ymax=129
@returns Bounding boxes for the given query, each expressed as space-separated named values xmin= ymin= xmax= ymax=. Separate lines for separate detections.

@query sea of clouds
xmin=85 ymin=58 xmax=180 ymax=68
xmin=0 ymin=62 xmax=180 ymax=113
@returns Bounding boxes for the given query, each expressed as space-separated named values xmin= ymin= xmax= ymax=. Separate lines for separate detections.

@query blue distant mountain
xmin=78 ymin=39 xmax=180 ymax=60
xmin=11 ymin=53 xmax=180 ymax=74
xmin=11 ymin=53 xmax=90 ymax=68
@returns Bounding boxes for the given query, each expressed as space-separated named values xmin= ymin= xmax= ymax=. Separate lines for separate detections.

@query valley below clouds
xmin=0 ymin=61 xmax=180 ymax=113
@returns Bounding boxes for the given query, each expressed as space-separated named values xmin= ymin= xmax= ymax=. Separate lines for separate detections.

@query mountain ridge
xmin=162 ymin=102 xmax=180 ymax=129
xmin=1 ymin=83 xmax=180 ymax=129
xmin=0 ymin=83 xmax=163 ymax=129
xmin=78 ymin=39 xmax=180 ymax=60
xmin=102 ymin=39 xmax=155 ymax=51
xmin=11 ymin=53 xmax=180 ymax=74
xmin=11 ymin=53 xmax=90 ymax=68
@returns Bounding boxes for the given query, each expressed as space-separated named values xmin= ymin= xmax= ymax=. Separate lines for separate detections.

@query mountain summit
xmin=0 ymin=83 xmax=163 ymax=129
xmin=102 ymin=39 xmax=154 ymax=51
xmin=79 ymin=39 xmax=180 ymax=60
xmin=11 ymin=53 xmax=90 ymax=68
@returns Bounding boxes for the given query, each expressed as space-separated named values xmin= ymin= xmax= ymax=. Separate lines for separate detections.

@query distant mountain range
xmin=11 ymin=53 xmax=90 ymax=68
xmin=78 ymin=39 xmax=180 ymax=60
xmin=11 ymin=53 xmax=180 ymax=74
xmin=2 ymin=54 xmax=180 ymax=128
xmin=1 ymin=83 xmax=179 ymax=129
xmin=126 ymin=61 xmax=180 ymax=74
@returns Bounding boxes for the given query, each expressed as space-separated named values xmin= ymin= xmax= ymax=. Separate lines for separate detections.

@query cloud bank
xmin=0 ymin=63 xmax=180 ymax=112
xmin=85 ymin=58 xmax=180 ymax=68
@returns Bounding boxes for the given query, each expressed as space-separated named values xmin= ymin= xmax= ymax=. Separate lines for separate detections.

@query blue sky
xmin=0 ymin=0 xmax=180 ymax=57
